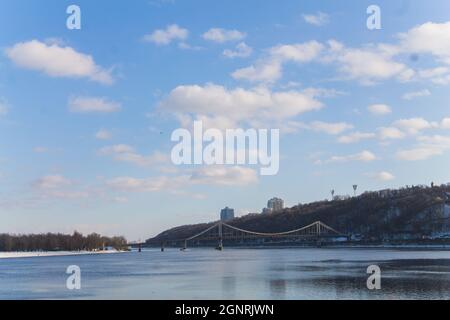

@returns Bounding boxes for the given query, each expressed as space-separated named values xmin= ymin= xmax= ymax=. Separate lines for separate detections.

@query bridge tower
xmin=216 ymin=221 xmax=224 ymax=251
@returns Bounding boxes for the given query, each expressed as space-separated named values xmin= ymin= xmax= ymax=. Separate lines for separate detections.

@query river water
xmin=0 ymin=248 xmax=449 ymax=300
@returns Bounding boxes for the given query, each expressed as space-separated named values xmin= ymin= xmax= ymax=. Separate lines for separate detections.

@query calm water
xmin=0 ymin=248 xmax=449 ymax=300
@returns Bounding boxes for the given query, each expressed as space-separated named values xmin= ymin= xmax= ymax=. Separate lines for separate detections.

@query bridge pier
xmin=181 ymin=240 xmax=187 ymax=251
xmin=216 ymin=238 xmax=223 ymax=251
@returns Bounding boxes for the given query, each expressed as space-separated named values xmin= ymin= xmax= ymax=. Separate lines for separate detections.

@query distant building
xmin=262 ymin=207 xmax=272 ymax=214
xmin=267 ymin=197 xmax=284 ymax=212
xmin=220 ymin=207 xmax=235 ymax=221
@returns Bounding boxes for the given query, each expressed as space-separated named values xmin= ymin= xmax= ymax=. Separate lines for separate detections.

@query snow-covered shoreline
xmin=0 ymin=250 xmax=128 ymax=259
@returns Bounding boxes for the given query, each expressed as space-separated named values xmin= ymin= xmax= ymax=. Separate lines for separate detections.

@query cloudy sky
xmin=1 ymin=0 xmax=450 ymax=240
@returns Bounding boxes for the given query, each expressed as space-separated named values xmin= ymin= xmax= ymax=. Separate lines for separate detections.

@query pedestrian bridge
xmin=151 ymin=221 xmax=346 ymax=250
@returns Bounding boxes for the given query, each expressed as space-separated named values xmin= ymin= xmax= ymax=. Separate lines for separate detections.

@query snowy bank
xmin=0 ymin=250 xmax=127 ymax=259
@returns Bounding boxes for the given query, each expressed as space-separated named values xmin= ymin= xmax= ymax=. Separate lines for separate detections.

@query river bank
xmin=0 ymin=250 xmax=128 ymax=259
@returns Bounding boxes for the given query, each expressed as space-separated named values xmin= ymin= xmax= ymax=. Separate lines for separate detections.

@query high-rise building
xmin=220 ymin=207 xmax=235 ymax=221
xmin=267 ymin=197 xmax=284 ymax=212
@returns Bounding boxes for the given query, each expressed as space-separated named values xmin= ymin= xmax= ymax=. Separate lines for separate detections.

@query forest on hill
xmin=148 ymin=184 xmax=450 ymax=244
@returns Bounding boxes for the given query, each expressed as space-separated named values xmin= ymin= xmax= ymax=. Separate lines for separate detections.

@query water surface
xmin=0 ymin=248 xmax=449 ymax=300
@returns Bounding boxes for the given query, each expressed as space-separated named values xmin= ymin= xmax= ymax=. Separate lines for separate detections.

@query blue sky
xmin=1 ymin=0 xmax=450 ymax=240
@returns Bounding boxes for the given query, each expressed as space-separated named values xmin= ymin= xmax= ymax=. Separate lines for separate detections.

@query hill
xmin=147 ymin=184 xmax=450 ymax=244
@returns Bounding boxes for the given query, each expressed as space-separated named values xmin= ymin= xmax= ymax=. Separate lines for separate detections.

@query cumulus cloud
xmin=95 ymin=129 xmax=112 ymax=140
xmin=229 ymin=21 xmax=450 ymax=86
xmin=33 ymin=175 xmax=72 ymax=189
xmin=99 ymin=145 xmax=169 ymax=167
xmin=0 ymin=99 xmax=9 ymax=117
xmin=393 ymin=117 xmax=437 ymax=134
xmin=396 ymin=135 xmax=450 ymax=161
xmin=396 ymin=147 xmax=443 ymax=161
xmin=232 ymin=41 xmax=323 ymax=83
xmin=190 ymin=166 xmax=258 ymax=186
xmin=325 ymin=40 xmax=414 ymax=85
xmin=158 ymin=83 xmax=323 ymax=129
xmin=5 ymin=40 xmax=114 ymax=84
xmin=378 ymin=127 xmax=406 ymax=140
xmin=398 ymin=21 xmax=450 ymax=65
xmin=69 ymin=96 xmax=121 ymax=113
xmin=368 ymin=104 xmax=392 ymax=115
xmin=202 ymin=28 xmax=246 ymax=43
xmin=307 ymin=121 xmax=353 ymax=135
xmin=231 ymin=59 xmax=282 ymax=83
xmin=143 ymin=24 xmax=188 ymax=45
xmin=315 ymin=150 xmax=376 ymax=164
xmin=270 ymin=41 xmax=325 ymax=63
xmin=223 ymin=42 xmax=253 ymax=58
xmin=31 ymin=175 xmax=95 ymax=201
xmin=402 ymin=89 xmax=431 ymax=100
xmin=106 ymin=166 xmax=258 ymax=194
xmin=338 ymin=132 xmax=376 ymax=144
xmin=442 ymin=118 xmax=450 ymax=129
xmin=302 ymin=12 xmax=330 ymax=26
xmin=33 ymin=147 xmax=48 ymax=153
xmin=368 ymin=171 xmax=395 ymax=181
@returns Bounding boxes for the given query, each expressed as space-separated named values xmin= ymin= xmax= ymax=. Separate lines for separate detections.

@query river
xmin=0 ymin=248 xmax=449 ymax=300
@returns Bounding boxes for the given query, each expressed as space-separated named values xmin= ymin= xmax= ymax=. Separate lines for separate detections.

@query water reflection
xmin=0 ymin=248 xmax=449 ymax=300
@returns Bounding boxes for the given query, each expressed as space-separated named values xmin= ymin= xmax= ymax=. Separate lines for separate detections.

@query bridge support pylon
xmin=216 ymin=222 xmax=224 ymax=251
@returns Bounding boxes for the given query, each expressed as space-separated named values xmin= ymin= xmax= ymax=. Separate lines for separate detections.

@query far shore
xmin=0 ymin=250 xmax=129 ymax=259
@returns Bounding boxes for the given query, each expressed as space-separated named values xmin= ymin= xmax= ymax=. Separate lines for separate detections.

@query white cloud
xmin=202 ymin=28 xmax=246 ymax=43
xmin=95 ymin=129 xmax=112 ymax=140
xmin=402 ymin=89 xmax=431 ymax=100
xmin=316 ymin=150 xmax=376 ymax=164
xmin=33 ymin=147 xmax=48 ymax=153
xmin=368 ymin=171 xmax=395 ymax=181
xmin=33 ymin=175 xmax=72 ymax=189
xmin=417 ymin=134 xmax=450 ymax=148
xmin=270 ymin=41 xmax=324 ymax=63
xmin=378 ymin=127 xmax=406 ymax=140
xmin=223 ymin=42 xmax=253 ymax=58
xmin=368 ymin=104 xmax=392 ymax=115
xmin=232 ymin=41 xmax=323 ymax=83
xmin=106 ymin=166 xmax=258 ymax=193
xmin=338 ymin=132 xmax=376 ymax=144
xmin=393 ymin=117 xmax=436 ymax=134
xmin=442 ymin=118 xmax=450 ymax=129
xmin=396 ymin=147 xmax=443 ymax=161
xmin=190 ymin=166 xmax=258 ymax=186
xmin=232 ymin=59 xmax=282 ymax=83
xmin=0 ymin=100 xmax=9 ymax=117
xmin=158 ymin=83 xmax=323 ymax=129
xmin=396 ymin=135 xmax=450 ymax=161
xmin=308 ymin=121 xmax=353 ymax=135
xmin=143 ymin=24 xmax=188 ymax=45
xmin=99 ymin=145 xmax=169 ymax=167
xmin=399 ymin=21 xmax=450 ymax=65
xmin=69 ymin=96 xmax=121 ymax=113
xmin=5 ymin=40 xmax=114 ymax=85
xmin=418 ymin=67 xmax=450 ymax=85
xmin=325 ymin=40 xmax=414 ymax=85
xmin=302 ymin=12 xmax=330 ymax=26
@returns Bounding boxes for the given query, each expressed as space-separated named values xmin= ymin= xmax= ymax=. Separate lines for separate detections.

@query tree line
xmin=0 ymin=232 xmax=128 ymax=252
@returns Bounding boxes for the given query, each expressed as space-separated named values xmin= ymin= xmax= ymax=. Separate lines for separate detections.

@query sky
xmin=1 ymin=0 xmax=450 ymax=241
